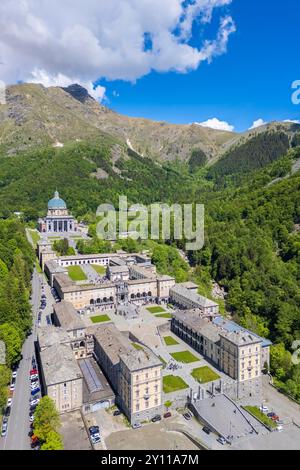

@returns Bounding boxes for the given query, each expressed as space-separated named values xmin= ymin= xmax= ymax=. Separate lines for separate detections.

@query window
xmin=136 ymin=404 xmax=140 ymax=412
xmin=145 ymin=401 xmax=149 ymax=409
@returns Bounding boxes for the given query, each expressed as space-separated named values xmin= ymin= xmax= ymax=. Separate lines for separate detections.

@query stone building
xmin=37 ymin=327 xmax=83 ymax=414
xmin=171 ymin=309 xmax=271 ymax=399
xmin=38 ymin=191 xmax=77 ymax=234
xmin=170 ymin=284 xmax=219 ymax=315
xmin=91 ymin=324 xmax=163 ymax=425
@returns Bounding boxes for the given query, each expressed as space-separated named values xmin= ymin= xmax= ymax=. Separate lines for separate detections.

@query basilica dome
xmin=48 ymin=191 xmax=67 ymax=210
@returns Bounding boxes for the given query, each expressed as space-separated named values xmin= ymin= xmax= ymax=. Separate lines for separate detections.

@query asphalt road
xmin=0 ymin=268 xmax=43 ymax=450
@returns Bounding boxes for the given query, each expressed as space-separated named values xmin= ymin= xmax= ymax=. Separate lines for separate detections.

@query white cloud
xmin=283 ymin=119 xmax=300 ymax=124
xmin=249 ymin=118 xmax=267 ymax=130
xmin=195 ymin=118 xmax=235 ymax=132
xmin=0 ymin=0 xmax=235 ymax=101
xmin=30 ymin=69 xmax=106 ymax=101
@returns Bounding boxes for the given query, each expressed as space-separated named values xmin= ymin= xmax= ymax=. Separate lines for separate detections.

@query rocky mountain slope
xmin=0 ymin=83 xmax=299 ymax=169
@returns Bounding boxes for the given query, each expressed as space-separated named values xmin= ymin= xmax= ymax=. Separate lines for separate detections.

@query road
xmin=0 ymin=267 xmax=50 ymax=450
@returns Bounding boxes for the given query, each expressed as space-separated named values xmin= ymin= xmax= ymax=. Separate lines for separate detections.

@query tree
xmin=164 ymin=401 xmax=173 ymax=412
xmin=41 ymin=431 xmax=64 ymax=451
xmin=0 ymin=323 xmax=23 ymax=367
xmin=0 ymin=365 xmax=11 ymax=412
xmin=34 ymin=396 xmax=61 ymax=442
xmin=270 ymin=343 xmax=292 ymax=380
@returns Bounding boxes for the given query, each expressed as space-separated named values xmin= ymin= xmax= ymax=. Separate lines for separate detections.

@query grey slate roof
xmin=53 ymin=300 xmax=85 ymax=331
xmin=41 ymin=343 xmax=82 ymax=386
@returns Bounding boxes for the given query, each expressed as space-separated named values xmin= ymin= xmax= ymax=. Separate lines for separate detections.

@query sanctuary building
xmin=38 ymin=191 xmax=77 ymax=234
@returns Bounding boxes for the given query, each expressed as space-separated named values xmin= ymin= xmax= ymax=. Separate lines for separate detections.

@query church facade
xmin=38 ymin=191 xmax=77 ymax=234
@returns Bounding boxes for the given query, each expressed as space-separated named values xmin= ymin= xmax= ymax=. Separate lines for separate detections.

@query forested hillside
xmin=0 ymin=220 xmax=34 ymax=410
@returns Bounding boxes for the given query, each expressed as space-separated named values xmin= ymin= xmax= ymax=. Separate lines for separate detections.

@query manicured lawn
xmin=147 ymin=306 xmax=166 ymax=314
xmin=156 ymin=313 xmax=172 ymax=319
xmin=90 ymin=315 xmax=111 ymax=324
xmin=243 ymin=406 xmax=277 ymax=429
xmin=164 ymin=336 xmax=179 ymax=346
xmin=132 ymin=342 xmax=144 ymax=351
xmin=92 ymin=264 xmax=107 ymax=275
xmin=163 ymin=375 xmax=189 ymax=394
xmin=191 ymin=366 xmax=220 ymax=384
xmin=67 ymin=265 xmax=87 ymax=281
xmin=171 ymin=351 xmax=199 ymax=364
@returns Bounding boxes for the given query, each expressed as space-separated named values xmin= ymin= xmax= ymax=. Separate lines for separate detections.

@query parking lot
xmin=60 ymin=411 xmax=92 ymax=450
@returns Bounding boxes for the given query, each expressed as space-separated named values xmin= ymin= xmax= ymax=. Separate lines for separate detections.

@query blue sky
xmin=101 ymin=0 xmax=300 ymax=132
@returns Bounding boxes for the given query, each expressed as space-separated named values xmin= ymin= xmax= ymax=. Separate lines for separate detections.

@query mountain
xmin=1 ymin=83 xmax=299 ymax=174
xmin=0 ymin=83 xmax=236 ymax=162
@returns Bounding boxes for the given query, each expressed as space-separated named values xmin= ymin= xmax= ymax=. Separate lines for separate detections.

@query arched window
xmin=90 ymin=299 xmax=95 ymax=305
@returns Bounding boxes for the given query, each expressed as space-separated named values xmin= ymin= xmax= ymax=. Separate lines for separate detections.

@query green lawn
xmin=147 ymin=306 xmax=166 ymax=314
xmin=163 ymin=375 xmax=189 ymax=394
xmin=243 ymin=406 xmax=277 ymax=429
xmin=156 ymin=313 xmax=172 ymax=319
xmin=164 ymin=336 xmax=179 ymax=346
xmin=67 ymin=265 xmax=87 ymax=281
xmin=171 ymin=351 xmax=199 ymax=364
xmin=191 ymin=366 xmax=220 ymax=384
xmin=92 ymin=264 xmax=107 ymax=275
xmin=90 ymin=315 xmax=111 ymax=324
xmin=132 ymin=342 xmax=144 ymax=351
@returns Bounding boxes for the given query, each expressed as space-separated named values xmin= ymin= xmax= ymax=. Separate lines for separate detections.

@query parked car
xmin=259 ymin=405 xmax=269 ymax=414
xmin=183 ymin=412 xmax=192 ymax=421
xmin=90 ymin=433 xmax=101 ymax=445
xmin=46 ymin=316 xmax=52 ymax=325
xmin=5 ymin=406 xmax=11 ymax=417
xmin=113 ymin=410 xmax=122 ymax=417
xmin=31 ymin=382 xmax=39 ymax=390
xmin=2 ymin=416 xmax=8 ymax=425
xmin=30 ymin=374 xmax=39 ymax=382
xmin=10 ymin=382 xmax=15 ymax=392
xmin=30 ymin=398 xmax=40 ymax=407
xmin=267 ymin=412 xmax=280 ymax=421
xmin=30 ymin=369 xmax=38 ymax=376
xmin=217 ymin=436 xmax=227 ymax=445
xmin=202 ymin=426 xmax=211 ymax=435
xmin=31 ymin=387 xmax=40 ymax=396
xmin=7 ymin=398 xmax=12 ymax=407
xmin=32 ymin=357 xmax=37 ymax=368
xmin=164 ymin=412 xmax=172 ymax=419
xmin=151 ymin=415 xmax=162 ymax=423
xmin=276 ymin=425 xmax=283 ymax=432
xmin=31 ymin=440 xmax=40 ymax=449
xmin=1 ymin=422 xmax=8 ymax=437
xmin=132 ymin=422 xmax=142 ymax=429
xmin=89 ymin=426 xmax=100 ymax=435
xmin=41 ymin=294 xmax=46 ymax=299
xmin=12 ymin=371 xmax=17 ymax=379
xmin=29 ymin=413 xmax=35 ymax=423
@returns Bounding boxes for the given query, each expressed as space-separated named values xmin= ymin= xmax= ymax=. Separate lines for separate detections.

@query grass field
xmin=171 ymin=351 xmax=199 ymax=364
xmin=191 ymin=366 xmax=220 ymax=384
xmin=163 ymin=375 xmax=189 ymax=394
xmin=147 ymin=306 xmax=166 ymax=314
xmin=67 ymin=265 xmax=87 ymax=281
xmin=156 ymin=313 xmax=172 ymax=319
xmin=92 ymin=265 xmax=107 ymax=275
xmin=90 ymin=315 xmax=111 ymax=324
xmin=132 ymin=343 xmax=144 ymax=351
xmin=164 ymin=336 xmax=179 ymax=346
xmin=243 ymin=406 xmax=277 ymax=429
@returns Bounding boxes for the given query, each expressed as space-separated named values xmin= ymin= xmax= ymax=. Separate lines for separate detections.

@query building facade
xmin=38 ymin=191 xmax=77 ymax=234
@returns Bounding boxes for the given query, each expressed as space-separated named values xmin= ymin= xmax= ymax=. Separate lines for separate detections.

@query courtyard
xmin=171 ymin=351 xmax=200 ymax=364
xmin=67 ymin=265 xmax=87 ymax=281
xmin=191 ymin=366 xmax=221 ymax=384
xmin=163 ymin=375 xmax=189 ymax=394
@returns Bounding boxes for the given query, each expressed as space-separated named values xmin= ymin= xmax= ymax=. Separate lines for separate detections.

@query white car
xmin=10 ymin=382 xmax=15 ymax=391
xmin=7 ymin=398 xmax=12 ymax=407
xmin=29 ymin=414 xmax=35 ymax=423
xmin=12 ymin=371 xmax=17 ymax=379
xmin=259 ymin=406 xmax=269 ymax=414
xmin=30 ymin=374 xmax=39 ymax=381
xmin=31 ymin=382 xmax=39 ymax=390
xmin=276 ymin=425 xmax=283 ymax=432
xmin=30 ymin=398 xmax=40 ymax=407
xmin=91 ymin=433 xmax=101 ymax=444
xmin=1 ymin=422 xmax=8 ymax=437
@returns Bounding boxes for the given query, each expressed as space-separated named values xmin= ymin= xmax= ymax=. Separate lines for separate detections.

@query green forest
xmin=0 ymin=134 xmax=299 ymax=402
xmin=0 ymin=219 xmax=34 ymax=411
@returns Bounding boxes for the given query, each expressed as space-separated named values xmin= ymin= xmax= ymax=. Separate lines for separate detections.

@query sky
xmin=0 ymin=0 xmax=299 ymax=132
